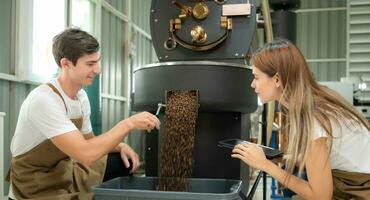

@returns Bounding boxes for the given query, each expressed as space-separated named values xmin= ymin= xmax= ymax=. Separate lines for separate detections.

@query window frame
xmin=15 ymin=0 xmax=68 ymax=83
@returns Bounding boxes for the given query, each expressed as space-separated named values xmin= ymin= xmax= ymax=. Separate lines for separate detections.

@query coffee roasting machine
xmin=132 ymin=0 xmax=259 ymax=194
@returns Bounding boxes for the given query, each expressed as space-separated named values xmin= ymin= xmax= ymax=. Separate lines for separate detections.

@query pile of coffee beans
xmin=158 ymin=91 xmax=198 ymax=192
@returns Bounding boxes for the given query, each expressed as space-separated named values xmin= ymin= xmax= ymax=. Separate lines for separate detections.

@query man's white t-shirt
xmin=9 ymin=79 xmax=93 ymax=199
xmin=314 ymin=118 xmax=370 ymax=173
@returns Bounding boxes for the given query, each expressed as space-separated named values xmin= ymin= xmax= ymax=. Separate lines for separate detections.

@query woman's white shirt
xmin=314 ymin=119 xmax=370 ymax=173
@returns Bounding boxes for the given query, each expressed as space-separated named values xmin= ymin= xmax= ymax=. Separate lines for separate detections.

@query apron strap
xmin=5 ymin=168 xmax=10 ymax=182
xmin=46 ymin=83 xmax=68 ymax=113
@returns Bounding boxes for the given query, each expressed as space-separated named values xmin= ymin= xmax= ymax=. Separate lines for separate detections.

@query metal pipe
xmin=261 ymin=0 xmax=275 ymax=148
xmin=260 ymin=1 xmax=275 ymax=200
xmin=155 ymin=103 xmax=167 ymax=116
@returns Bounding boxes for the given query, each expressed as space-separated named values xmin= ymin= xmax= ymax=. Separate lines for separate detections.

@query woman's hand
xmin=119 ymin=143 xmax=140 ymax=173
xmin=231 ymin=143 xmax=271 ymax=171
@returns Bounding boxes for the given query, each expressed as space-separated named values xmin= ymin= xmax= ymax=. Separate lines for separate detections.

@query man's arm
xmin=83 ymin=132 xmax=124 ymax=153
xmin=83 ymin=132 xmax=94 ymax=140
xmin=51 ymin=111 xmax=160 ymax=166
xmin=51 ymin=119 xmax=133 ymax=166
xmin=83 ymin=132 xmax=140 ymax=171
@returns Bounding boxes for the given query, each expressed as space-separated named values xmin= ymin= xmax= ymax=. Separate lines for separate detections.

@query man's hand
xmin=119 ymin=143 xmax=140 ymax=173
xmin=125 ymin=111 xmax=161 ymax=133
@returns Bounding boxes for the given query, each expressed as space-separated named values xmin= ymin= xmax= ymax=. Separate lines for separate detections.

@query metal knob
xmin=191 ymin=26 xmax=207 ymax=43
xmin=192 ymin=2 xmax=209 ymax=20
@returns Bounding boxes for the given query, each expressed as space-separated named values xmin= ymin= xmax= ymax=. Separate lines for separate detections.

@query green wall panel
xmin=0 ymin=0 xmax=12 ymax=74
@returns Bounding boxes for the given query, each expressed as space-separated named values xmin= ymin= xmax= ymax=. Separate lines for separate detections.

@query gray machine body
xmin=131 ymin=0 xmax=258 ymax=195
xmin=150 ymin=0 xmax=257 ymax=63
xmin=133 ymin=61 xmax=257 ymax=113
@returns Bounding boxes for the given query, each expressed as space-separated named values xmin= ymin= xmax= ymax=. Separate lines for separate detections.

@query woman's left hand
xmin=231 ymin=143 xmax=270 ymax=171
xmin=119 ymin=143 xmax=140 ymax=173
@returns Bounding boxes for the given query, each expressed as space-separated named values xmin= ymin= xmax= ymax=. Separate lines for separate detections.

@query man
xmin=7 ymin=28 xmax=160 ymax=199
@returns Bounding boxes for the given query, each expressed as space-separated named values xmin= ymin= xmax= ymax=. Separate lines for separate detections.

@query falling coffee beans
xmin=158 ymin=91 xmax=198 ymax=192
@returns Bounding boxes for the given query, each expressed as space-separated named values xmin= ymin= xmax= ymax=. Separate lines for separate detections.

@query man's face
xmin=68 ymin=52 xmax=101 ymax=86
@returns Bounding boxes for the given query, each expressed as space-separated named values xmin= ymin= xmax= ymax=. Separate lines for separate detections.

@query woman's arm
xmin=232 ymin=137 xmax=332 ymax=199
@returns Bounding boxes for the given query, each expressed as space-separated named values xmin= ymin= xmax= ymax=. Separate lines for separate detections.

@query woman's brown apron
xmin=332 ymin=169 xmax=370 ymax=200
xmin=292 ymin=169 xmax=370 ymax=200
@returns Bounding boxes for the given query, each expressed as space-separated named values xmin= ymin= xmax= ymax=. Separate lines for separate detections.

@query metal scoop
xmin=155 ymin=103 xmax=167 ymax=116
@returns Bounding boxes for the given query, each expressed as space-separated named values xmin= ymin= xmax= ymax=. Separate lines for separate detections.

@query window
xmin=17 ymin=0 xmax=95 ymax=83
xmin=32 ymin=0 xmax=66 ymax=79
xmin=16 ymin=0 xmax=66 ymax=83
xmin=71 ymin=0 xmax=95 ymax=33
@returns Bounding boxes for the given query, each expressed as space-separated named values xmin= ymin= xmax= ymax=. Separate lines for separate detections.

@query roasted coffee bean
xmin=158 ymin=91 xmax=198 ymax=192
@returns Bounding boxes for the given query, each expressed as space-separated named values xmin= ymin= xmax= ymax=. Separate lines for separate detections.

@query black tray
xmin=92 ymin=176 xmax=242 ymax=200
xmin=218 ymin=139 xmax=283 ymax=160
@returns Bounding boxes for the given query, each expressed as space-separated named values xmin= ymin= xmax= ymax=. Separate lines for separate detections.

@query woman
xmin=232 ymin=39 xmax=370 ymax=199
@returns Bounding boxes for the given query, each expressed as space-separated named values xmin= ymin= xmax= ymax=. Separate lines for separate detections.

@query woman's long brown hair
xmin=251 ymin=39 xmax=370 ymax=181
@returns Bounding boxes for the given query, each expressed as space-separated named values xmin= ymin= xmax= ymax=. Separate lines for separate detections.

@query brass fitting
xmin=191 ymin=26 xmax=207 ymax=43
xmin=174 ymin=18 xmax=182 ymax=30
xmin=192 ymin=2 xmax=209 ymax=20
xmin=220 ymin=16 xmax=232 ymax=30
xmin=169 ymin=18 xmax=182 ymax=32
xmin=174 ymin=0 xmax=192 ymax=19
xmin=227 ymin=18 xmax=232 ymax=30
xmin=220 ymin=16 xmax=227 ymax=29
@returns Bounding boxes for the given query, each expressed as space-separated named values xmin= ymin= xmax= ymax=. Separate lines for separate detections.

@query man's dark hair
xmin=52 ymin=28 xmax=100 ymax=67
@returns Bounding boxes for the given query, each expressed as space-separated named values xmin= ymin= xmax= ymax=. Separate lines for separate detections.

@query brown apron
xmin=332 ymin=169 xmax=370 ymax=200
xmin=6 ymin=83 xmax=107 ymax=200
xmin=287 ymin=168 xmax=370 ymax=200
